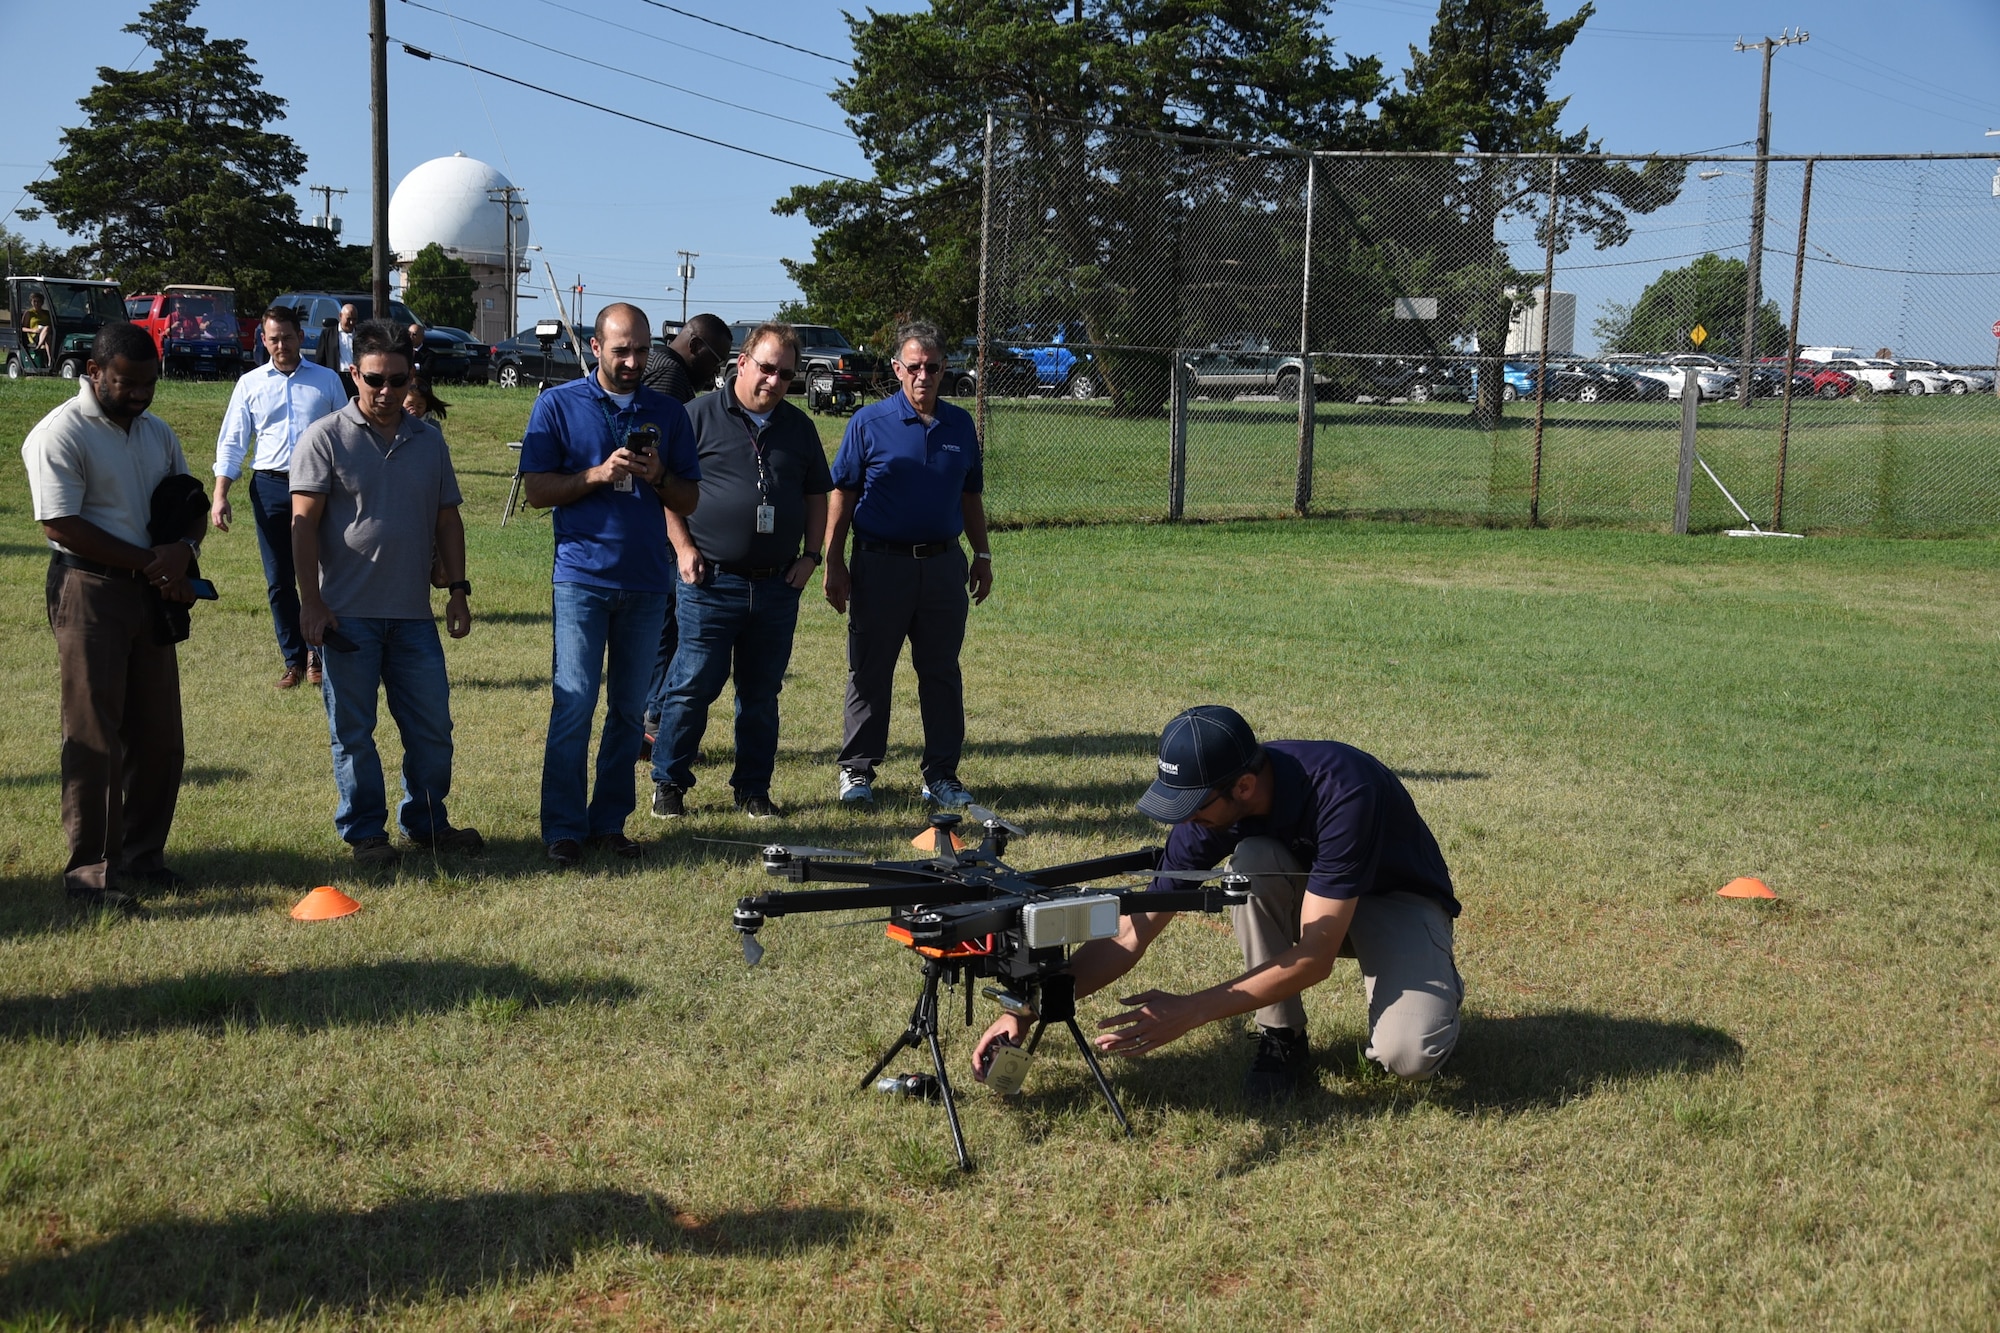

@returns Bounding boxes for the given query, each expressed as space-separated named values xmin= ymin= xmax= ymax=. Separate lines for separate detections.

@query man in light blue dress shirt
xmin=210 ymin=305 xmax=347 ymax=689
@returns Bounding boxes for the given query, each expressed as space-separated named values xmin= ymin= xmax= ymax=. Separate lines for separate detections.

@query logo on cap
xmin=1158 ymin=760 xmax=1179 ymax=774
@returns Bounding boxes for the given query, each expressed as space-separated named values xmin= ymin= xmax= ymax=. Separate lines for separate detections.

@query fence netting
xmin=976 ymin=113 xmax=2000 ymax=535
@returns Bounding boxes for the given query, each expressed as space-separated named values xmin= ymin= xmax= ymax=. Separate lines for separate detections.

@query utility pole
xmin=369 ymin=0 xmax=390 ymax=318
xmin=1734 ymin=27 xmax=1808 ymax=407
xmin=486 ymin=186 xmax=528 ymax=344
xmin=307 ymin=184 xmax=347 ymax=235
xmin=676 ymin=250 xmax=698 ymax=325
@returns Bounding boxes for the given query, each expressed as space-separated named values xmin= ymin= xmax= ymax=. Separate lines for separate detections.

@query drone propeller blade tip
xmin=740 ymin=933 xmax=765 ymax=966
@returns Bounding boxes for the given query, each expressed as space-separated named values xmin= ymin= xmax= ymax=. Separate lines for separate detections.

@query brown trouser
xmin=46 ymin=560 xmax=184 ymax=892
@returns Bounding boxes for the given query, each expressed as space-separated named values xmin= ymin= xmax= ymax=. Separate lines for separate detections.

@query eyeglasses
xmin=360 ymin=371 xmax=411 ymax=389
xmin=897 ymin=361 xmax=945 ymax=378
xmin=745 ymin=357 xmax=797 ymax=383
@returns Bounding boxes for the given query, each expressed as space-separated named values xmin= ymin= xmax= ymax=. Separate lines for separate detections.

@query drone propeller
xmin=697 ymin=837 xmax=867 ymax=859
xmin=739 ymin=931 xmax=765 ymax=966
xmin=966 ymin=804 xmax=1026 ymax=838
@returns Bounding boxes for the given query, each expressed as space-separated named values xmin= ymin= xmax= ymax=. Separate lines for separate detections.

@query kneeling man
xmin=974 ymin=705 xmax=1463 ymax=1100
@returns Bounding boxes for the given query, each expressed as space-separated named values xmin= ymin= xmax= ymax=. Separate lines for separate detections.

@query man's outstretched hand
xmin=1093 ymin=989 xmax=1207 ymax=1057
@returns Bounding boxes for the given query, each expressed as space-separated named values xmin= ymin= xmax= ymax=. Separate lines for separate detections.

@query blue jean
xmin=652 ymin=572 xmax=803 ymax=796
xmin=250 ymin=469 xmax=308 ymax=669
xmin=318 ymin=617 xmax=455 ymax=844
xmin=541 ymin=582 xmax=668 ymax=844
xmin=642 ymin=593 xmax=679 ymax=732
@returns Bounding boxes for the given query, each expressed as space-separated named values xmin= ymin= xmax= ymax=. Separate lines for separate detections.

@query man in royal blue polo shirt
xmin=823 ymin=319 xmax=992 ymax=809
xmin=521 ymin=302 xmax=700 ymax=867
xmin=972 ymin=705 xmax=1465 ymax=1102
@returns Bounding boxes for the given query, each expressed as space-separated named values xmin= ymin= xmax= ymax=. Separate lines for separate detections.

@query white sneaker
xmin=838 ymin=768 xmax=874 ymax=805
xmin=921 ymin=778 xmax=974 ymax=808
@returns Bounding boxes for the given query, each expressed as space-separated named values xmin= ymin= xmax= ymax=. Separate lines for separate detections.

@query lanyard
xmin=740 ymin=410 xmax=772 ymax=503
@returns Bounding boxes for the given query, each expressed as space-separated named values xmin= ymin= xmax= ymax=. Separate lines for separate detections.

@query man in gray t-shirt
xmin=290 ymin=319 xmax=480 ymax=866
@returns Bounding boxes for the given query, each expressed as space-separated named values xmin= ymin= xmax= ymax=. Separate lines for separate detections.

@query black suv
xmin=728 ymin=320 xmax=885 ymax=413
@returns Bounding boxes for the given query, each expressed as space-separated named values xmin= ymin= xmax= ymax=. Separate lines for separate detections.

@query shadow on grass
xmin=1092 ymin=1009 xmax=1741 ymax=1128
xmin=0 ymin=1190 xmax=874 ymax=1326
xmin=0 ymin=960 xmax=638 ymax=1040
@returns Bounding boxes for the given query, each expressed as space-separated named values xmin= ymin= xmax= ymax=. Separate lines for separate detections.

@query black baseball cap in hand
xmin=1136 ymin=705 xmax=1262 ymax=823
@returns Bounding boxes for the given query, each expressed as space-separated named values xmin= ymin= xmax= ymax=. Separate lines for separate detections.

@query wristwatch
xmin=972 ymin=551 xmax=992 ymax=562
xmin=446 ymin=580 xmax=472 ymax=596
xmin=801 ymin=551 xmax=824 ymax=566
xmin=181 ymin=537 xmax=201 ymax=557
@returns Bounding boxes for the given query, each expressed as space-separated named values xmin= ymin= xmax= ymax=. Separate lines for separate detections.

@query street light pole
xmin=1734 ymin=27 xmax=1808 ymax=407
xmin=369 ymin=0 xmax=390 ymax=320
xmin=677 ymin=250 xmax=698 ymax=326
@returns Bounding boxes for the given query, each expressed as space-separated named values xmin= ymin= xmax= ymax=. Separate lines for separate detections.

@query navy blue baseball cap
xmin=1136 ymin=705 xmax=1263 ymax=823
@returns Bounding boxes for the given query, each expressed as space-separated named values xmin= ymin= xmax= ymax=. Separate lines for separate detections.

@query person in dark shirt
xmin=650 ymin=322 xmax=830 ymax=819
xmin=640 ymin=312 xmax=730 ymax=402
xmin=638 ymin=313 xmax=732 ymax=757
xmin=972 ymin=705 xmax=1464 ymax=1101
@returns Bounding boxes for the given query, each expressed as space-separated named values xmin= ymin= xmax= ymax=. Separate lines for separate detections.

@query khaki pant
xmin=46 ymin=562 xmax=184 ymax=892
xmin=1230 ymin=837 xmax=1464 ymax=1079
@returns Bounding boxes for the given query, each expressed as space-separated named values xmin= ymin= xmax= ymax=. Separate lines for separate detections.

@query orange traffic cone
xmin=291 ymin=885 xmax=362 ymax=920
xmin=910 ymin=827 xmax=967 ymax=853
xmin=1717 ymin=877 xmax=1777 ymax=900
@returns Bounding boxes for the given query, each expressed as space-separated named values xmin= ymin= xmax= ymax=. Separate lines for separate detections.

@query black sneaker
xmin=736 ymin=792 xmax=784 ymax=819
xmin=586 ymin=832 xmax=644 ymax=859
xmin=405 ymin=824 xmax=485 ymax=855
xmin=352 ymin=835 xmax=401 ymax=867
xmin=546 ymin=838 xmax=583 ymax=868
xmin=1244 ymin=1025 xmax=1311 ymax=1103
xmin=650 ymin=782 xmax=686 ymax=819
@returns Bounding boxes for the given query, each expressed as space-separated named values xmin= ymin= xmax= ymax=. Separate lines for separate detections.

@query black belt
xmin=52 ymin=551 xmax=146 ymax=582
xmin=254 ymin=468 xmax=289 ymax=478
xmin=854 ymin=538 xmax=954 ymax=558
xmin=716 ymin=561 xmax=787 ymax=579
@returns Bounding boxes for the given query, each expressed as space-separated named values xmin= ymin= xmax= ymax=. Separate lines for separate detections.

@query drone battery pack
xmin=1022 ymin=894 xmax=1121 ymax=950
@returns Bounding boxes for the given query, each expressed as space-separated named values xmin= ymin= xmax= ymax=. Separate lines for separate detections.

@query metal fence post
xmin=1675 ymin=379 xmax=1699 ymax=534
xmin=1294 ymin=153 xmax=1317 ymax=515
xmin=1774 ymin=157 xmax=1814 ymax=532
xmin=976 ymin=113 xmax=993 ymax=458
xmin=1530 ymin=155 xmax=1560 ymax=527
xmin=1168 ymin=355 xmax=1187 ymax=520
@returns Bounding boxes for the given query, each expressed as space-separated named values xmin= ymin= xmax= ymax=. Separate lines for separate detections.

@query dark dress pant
xmin=837 ymin=546 xmax=968 ymax=785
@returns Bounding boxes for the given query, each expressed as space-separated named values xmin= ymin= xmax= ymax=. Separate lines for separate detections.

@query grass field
xmin=0 ymin=378 xmax=1996 ymax=1329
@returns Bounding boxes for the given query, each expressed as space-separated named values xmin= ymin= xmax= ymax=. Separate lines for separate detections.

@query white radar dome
xmin=387 ymin=153 xmax=529 ymax=268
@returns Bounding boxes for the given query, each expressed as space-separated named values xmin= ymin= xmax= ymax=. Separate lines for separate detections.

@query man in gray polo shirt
xmin=291 ymin=319 xmax=479 ymax=866
xmin=651 ymin=321 xmax=830 ymax=818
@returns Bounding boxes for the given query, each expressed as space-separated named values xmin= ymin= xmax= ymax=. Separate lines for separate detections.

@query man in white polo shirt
xmin=20 ymin=322 xmax=205 ymax=913
xmin=210 ymin=303 xmax=346 ymax=689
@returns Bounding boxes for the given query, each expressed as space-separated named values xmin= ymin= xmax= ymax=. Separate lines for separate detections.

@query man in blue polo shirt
xmin=521 ymin=302 xmax=700 ymax=867
xmin=823 ymin=319 xmax=992 ymax=808
xmin=972 ymin=705 xmax=1465 ymax=1102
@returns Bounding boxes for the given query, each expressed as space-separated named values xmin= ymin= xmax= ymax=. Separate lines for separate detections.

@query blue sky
xmin=4 ymin=1 xmax=1998 ymax=354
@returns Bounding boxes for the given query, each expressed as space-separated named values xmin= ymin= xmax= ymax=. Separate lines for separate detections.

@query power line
xmin=398 ymin=0 xmax=853 ymax=139
xmin=633 ymin=0 xmax=851 ymax=67
xmin=395 ymin=42 xmax=866 ymax=183
xmin=528 ymin=0 xmax=831 ymax=90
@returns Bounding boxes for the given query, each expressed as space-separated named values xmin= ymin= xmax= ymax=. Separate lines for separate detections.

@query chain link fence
xmin=976 ymin=112 xmax=2000 ymax=535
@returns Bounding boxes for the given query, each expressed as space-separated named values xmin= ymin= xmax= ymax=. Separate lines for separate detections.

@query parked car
xmin=944 ymin=339 xmax=1037 ymax=397
xmin=267 ymin=290 xmax=419 ymax=364
xmin=1760 ymin=357 xmax=1855 ymax=399
xmin=1003 ymin=321 xmax=1104 ymax=400
xmin=2 ymin=276 xmax=124 ymax=379
xmin=1811 ymin=357 xmax=1906 ymax=394
xmin=1185 ymin=336 xmax=1325 ymax=400
xmin=1563 ymin=361 xmax=1670 ymax=402
xmin=493 ymin=323 xmax=591 ymax=388
xmin=419 ymin=325 xmax=492 ymax=384
xmin=727 ymin=320 xmax=884 ymax=412
xmin=1893 ymin=359 xmax=1986 ymax=395
xmin=125 ymin=285 xmax=245 ymax=379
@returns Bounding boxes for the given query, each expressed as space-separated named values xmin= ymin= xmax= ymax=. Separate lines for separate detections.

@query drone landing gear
xmin=857 ymin=967 xmax=1131 ymax=1173
xmin=859 ymin=956 xmax=972 ymax=1169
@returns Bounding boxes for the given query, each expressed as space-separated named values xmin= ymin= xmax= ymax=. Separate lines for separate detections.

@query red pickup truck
xmin=124 ymin=285 xmax=249 ymax=379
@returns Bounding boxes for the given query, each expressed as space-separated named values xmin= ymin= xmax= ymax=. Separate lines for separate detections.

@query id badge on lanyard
xmin=745 ymin=414 xmax=775 ymax=533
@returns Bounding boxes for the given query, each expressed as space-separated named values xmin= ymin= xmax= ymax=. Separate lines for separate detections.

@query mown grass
xmin=0 ymin=377 xmax=1995 ymax=1329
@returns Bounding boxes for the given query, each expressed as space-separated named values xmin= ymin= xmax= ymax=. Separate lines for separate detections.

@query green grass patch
xmin=0 ymin=378 xmax=1994 ymax=1327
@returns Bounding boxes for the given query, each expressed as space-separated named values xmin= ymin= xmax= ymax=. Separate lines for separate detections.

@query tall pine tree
xmin=27 ymin=0 xmax=311 ymax=313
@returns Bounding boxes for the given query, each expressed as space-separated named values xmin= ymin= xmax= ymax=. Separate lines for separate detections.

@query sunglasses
xmin=897 ymin=361 xmax=946 ymax=378
xmin=360 ymin=371 xmax=411 ymax=389
xmin=745 ymin=357 xmax=797 ymax=383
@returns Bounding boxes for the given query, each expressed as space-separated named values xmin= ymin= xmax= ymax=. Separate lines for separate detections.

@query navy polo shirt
xmin=1155 ymin=741 xmax=1460 ymax=916
xmin=519 ymin=374 xmax=700 ymax=592
xmin=830 ymin=389 xmax=983 ymax=544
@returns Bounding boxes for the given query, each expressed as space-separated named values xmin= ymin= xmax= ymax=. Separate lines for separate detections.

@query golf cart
xmin=2 ymin=276 xmax=125 ymax=380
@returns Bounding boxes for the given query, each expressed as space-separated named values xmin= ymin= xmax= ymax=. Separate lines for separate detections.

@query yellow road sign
xmin=1690 ymin=324 xmax=1708 ymax=347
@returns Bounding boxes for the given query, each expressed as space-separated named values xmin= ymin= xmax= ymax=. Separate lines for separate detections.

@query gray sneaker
xmin=921 ymin=778 xmax=974 ymax=809
xmin=838 ymin=768 xmax=874 ymax=805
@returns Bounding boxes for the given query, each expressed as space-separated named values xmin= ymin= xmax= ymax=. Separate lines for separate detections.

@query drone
xmin=719 ymin=805 xmax=1253 ymax=1171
